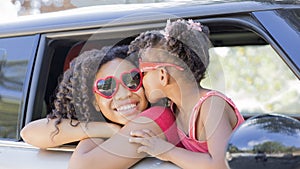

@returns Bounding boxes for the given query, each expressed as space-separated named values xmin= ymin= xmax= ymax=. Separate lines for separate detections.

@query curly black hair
xmin=129 ymin=19 xmax=212 ymax=82
xmin=47 ymin=45 xmax=135 ymax=136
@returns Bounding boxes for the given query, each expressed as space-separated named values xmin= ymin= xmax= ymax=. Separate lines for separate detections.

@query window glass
xmin=0 ymin=35 xmax=37 ymax=139
xmin=203 ymin=45 xmax=300 ymax=116
xmin=277 ymin=9 xmax=300 ymax=33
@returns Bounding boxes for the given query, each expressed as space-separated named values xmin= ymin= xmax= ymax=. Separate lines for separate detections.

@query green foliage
xmin=253 ymin=141 xmax=297 ymax=154
xmin=202 ymin=45 xmax=300 ymax=115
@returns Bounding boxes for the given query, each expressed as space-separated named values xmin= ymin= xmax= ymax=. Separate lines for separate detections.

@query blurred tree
xmin=203 ymin=45 xmax=300 ymax=115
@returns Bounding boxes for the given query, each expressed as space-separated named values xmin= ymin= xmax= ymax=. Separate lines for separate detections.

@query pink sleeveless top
xmin=177 ymin=91 xmax=245 ymax=152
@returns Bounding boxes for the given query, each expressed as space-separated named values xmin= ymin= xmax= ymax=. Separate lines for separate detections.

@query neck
xmin=165 ymin=80 xmax=203 ymax=123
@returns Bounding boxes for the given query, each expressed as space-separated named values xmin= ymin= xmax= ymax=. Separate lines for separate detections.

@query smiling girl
xmin=21 ymin=45 xmax=181 ymax=169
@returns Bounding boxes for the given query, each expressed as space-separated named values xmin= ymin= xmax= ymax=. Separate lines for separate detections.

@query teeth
xmin=116 ymin=104 xmax=136 ymax=111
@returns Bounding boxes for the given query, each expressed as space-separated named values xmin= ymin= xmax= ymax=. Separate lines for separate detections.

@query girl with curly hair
xmin=21 ymin=45 xmax=181 ymax=168
xmin=128 ymin=19 xmax=245 ymax=169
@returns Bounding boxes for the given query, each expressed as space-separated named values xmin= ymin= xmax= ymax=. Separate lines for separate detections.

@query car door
xmin=0 ymin=35 xmax=73 ymax=169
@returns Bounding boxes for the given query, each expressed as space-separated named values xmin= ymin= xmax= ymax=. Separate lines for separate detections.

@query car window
xmin=34 ymin=23 xmax=165 ymax=123
xmin=39 ymin=19 xmax=300 ymax=124
xmin=203 ymin=45 xmax=300 ymax=117
xmin=0 ymin=35 xmax=38 ymax=140
xmin=277 ymin=9 xmax=300 ymax=33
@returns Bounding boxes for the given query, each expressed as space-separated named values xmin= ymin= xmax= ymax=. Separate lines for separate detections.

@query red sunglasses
xmin=93 ymin=68 xmax=143 ymax=99
xmin=139 ymin=58 xmax=184 ymax=72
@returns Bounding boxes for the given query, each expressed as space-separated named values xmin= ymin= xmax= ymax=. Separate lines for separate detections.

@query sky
xmin=0 ymin=0 xmax=18 ymax=20
xmin=230 ymin=121 xmax=300 ymax=151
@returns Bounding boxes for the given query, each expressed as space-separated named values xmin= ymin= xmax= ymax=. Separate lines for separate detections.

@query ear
xmin=158 ymin=68 xmax=169 ymax=86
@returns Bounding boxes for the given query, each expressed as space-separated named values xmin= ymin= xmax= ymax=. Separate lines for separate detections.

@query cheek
xmin=143 ymin=73 xmax=159 ymax=93
xmin=142 ymin=75 xmax=151 ymax=91
xmin=95 ymin=95 xmax=112 ymax=117
xmin=142 ymin=73 xmax=165 ymax=103
xmin=135 ymin=88 xmax=148 ymax=111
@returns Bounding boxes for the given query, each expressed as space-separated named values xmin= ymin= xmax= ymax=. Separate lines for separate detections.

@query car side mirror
xmin=226 ymin=114 xmax=300 ymax=169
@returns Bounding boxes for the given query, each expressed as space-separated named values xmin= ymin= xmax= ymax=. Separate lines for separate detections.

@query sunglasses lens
xmin=96 ymin=77 xmax=116 ymax=97
xmin=122 ymin=70 xmax=141 ymax=90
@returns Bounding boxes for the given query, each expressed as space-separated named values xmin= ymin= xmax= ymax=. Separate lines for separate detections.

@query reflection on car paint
xmin=226 ymin=114 xmax=300 ymax=169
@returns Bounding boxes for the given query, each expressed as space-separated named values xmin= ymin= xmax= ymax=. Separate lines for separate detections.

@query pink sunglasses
xmin=138 ymin=58 xmax=184 ymax=72
xmin=93 ymin=68 xmax=143 ymax=99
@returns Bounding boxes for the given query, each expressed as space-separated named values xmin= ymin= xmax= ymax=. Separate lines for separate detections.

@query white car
xmin=0 ymin=1 xmax=299 ymax=168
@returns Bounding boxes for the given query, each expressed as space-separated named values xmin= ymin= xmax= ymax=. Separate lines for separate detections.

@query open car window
xmin=205 ymin=45 xmax=300 ymax=117
xmin=32 ymin=19 xmax=300 ymax=126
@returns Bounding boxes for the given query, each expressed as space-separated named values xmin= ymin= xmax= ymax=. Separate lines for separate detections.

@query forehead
xmin=96 ymin=58 xmax=136 ymax=78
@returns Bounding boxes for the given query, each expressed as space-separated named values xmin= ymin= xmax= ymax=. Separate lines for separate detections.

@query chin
xmin=146 ymin=91 xmax=164 ymax=104
xmin=148 ymin=98 xmax=161 ymax=104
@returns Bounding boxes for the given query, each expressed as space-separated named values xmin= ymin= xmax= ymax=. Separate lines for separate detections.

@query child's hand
xmin=129 ymin=129 xmax=174 ymax=161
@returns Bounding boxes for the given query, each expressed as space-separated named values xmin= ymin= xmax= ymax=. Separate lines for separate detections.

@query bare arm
xmin=162 ymin=106 xmax=232 ymax=169
xmin=68 ymin=116 xmax=166 ymax=169
xmin=20 ymin=118 xmax=121 ymax=149
xmin=130 ymin=96 xmax=234 ymax=169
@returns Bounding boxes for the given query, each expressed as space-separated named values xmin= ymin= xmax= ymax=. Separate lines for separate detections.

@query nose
xmin=114 ymin=83 xmax=132 ymax=100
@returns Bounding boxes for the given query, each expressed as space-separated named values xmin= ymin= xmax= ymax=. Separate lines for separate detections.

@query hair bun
xmin=164 ymin=19 xmax=209 ymax=40
xmin=164 ymin=19 xmax=211 ymax=68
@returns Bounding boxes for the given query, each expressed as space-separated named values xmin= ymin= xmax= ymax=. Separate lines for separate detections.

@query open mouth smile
xmin=116 ymin=103 xmax=137 ymax=112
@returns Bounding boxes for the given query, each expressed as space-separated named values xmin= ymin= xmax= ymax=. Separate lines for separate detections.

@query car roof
xmin=0 ymin=0 xmax=299 ymax=38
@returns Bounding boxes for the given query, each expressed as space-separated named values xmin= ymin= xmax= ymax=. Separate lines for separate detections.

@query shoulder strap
xmin=189 ymin=91 xmax=239 ymax=139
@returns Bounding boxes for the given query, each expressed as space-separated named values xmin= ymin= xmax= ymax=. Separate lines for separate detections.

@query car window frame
xmin=253 ymin=10 xmax=300 ymax=79
xmin=23 ymin=10 xmax=300 ymax=143
xmin=199 ymin=14 xmax=300 ymax=119
xmin=0 ymin=34 xmax=40 ymax=141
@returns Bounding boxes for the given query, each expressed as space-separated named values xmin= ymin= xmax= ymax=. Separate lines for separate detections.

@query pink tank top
xmin=177 ymin=91 xmax=245 ymax=152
